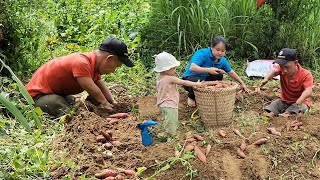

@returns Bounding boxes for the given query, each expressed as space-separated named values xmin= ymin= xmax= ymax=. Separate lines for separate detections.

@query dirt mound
xmin=50 ymin=87 xmax=320 ymax=179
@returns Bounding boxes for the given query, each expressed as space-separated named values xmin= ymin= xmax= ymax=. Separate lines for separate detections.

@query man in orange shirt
xmin=26 ymin=38 xmax=134 ymax=117
xmin=259 ymin=48 xmax=313 ymax=118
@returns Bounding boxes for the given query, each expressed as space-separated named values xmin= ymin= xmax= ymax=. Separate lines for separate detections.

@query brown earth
xmin=50 ymin=85 xmax=320 ymax=180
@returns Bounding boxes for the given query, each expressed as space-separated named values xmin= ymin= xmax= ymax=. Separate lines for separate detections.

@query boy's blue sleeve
xmin=189 ymin=50 xmax=205 ymax=66
xmin=221 ymin=57 xmax=232 ymax=73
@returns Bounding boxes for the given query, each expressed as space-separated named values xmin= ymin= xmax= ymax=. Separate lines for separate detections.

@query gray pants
xmin=264 ymin=98 xmax=308 ymax=116
xmin=34 ymin=94 xmax=75 ymax=117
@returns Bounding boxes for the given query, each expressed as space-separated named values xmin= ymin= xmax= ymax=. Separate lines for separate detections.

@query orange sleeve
xmin=72 ymin=58 xmax=91 ymax=78
xmin=303 ymin=72 xmax=313 ymax=88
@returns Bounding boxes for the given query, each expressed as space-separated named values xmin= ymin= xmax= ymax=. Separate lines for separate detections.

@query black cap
xmin=99 ymin=38 xmax=134 ymax=67
xmin=273 ymin=48 xmax=297 ymax=65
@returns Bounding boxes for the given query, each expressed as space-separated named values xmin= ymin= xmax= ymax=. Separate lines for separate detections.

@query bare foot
xmin=279 ymin=112 xmax=291 ymax=117
xmin=187 ymin=97 xmax=196 ymax=107
xmin=263 ymin=112 xmax=275 ymax=118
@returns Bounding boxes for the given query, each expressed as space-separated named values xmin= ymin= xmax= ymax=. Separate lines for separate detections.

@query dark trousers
xmin=182 ymin=74 xmax=223 ymax=100
xmin=34 ymin=94 xmax=75 ymax=117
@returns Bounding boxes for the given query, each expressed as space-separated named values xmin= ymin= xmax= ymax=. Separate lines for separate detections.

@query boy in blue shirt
xmin=182 ymin=36 xmax=250 ymax=107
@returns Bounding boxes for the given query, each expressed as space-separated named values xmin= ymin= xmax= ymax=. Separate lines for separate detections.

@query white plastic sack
xmin=245 ymin=59 xmax=280 ymax=80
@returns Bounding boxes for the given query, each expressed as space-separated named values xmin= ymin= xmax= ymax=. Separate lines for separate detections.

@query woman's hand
xmin=240 ymin=84 xmax=251 ymax=93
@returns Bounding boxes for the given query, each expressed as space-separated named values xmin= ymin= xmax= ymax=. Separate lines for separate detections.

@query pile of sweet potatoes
xmin=183 ymin=134 xmax=211 ymax=163
xmin=204 ymin=81 xmax=233 ymax=89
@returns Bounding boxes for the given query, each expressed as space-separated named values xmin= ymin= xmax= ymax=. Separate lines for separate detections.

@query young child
xmin=154 ymin=52 xmax=204 ymax=136
xmin=182 ymin=36 xmax=250 ymax=107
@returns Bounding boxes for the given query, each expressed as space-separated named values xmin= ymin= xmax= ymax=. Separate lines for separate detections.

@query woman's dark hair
xmin=211 ymin=36 xmax=231 ymax=50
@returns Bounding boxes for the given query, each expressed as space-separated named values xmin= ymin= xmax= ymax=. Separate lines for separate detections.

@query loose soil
xmin=50 ymin=85 xmax=320 ymax=180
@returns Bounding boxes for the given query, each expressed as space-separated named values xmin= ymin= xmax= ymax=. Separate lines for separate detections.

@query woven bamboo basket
xmin=194 ymin=81 xmax=238 ymax=128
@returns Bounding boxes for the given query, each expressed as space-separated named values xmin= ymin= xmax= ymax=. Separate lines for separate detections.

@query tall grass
xmin=0 ymin=54 xmax=42 ymax=131
xmin=142 ymin=0 xmax=320 ymax=72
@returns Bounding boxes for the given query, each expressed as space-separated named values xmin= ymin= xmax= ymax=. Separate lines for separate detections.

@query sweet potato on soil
xmin=267 ymin=127 xmax=281 ymax=136
xmin=109 ymin=113 xmax=129 ymax=119
xmin=104 ymin=143 xmax=113 ymax=150
xmin=205 ymin=144 xmax=212 ymax=156
xmin=236 ymin=148 xmax=246 ymax=159
xmin=101 ymin=131 xmax=113 ymax=141
xmin=194 ymin=134 xmax=204 ymax=141
xmin=109 ymin=119 xmax=119 ymax=125
xmin=240 ymin=141 xmax=246 ymax=151
xmin=286 ymin=122 xmax=291 ymax=131
xmin=111 ymin=140 xmax=121 ymax=146
xmin=252 ymin=138 xmax=268 ymax=145
xmin=124 ymin=169 xmax=136 ymax=176
xmin=184 ymin=144 xmax=194 ymax=152
xmin=115 ymin=174 xmax=123 ymax=180
xmin=291 ymin=121 xmax=303 ymax=127
xmin=95 ymin=169 xmax=117 ymax=179
xmin=219 ymin=130 xmax=227 ymax=137
xmin=194 ymin=145 xmax=206 ymax=163
xmin=233 ymin=129 xmax=247 ymax=140
xmin=186 ymin=137 xmax=196 ymax=143
xmin=96 ymin=135 xmax=107 ymax=143
xmin=104 ymin=177 xmax=116 ymax=180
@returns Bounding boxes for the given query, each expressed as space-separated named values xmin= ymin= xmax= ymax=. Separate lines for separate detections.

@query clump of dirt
xmin=50 ymin=85 xmax=320 ymax=180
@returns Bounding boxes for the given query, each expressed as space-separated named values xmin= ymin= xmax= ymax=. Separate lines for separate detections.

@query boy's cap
xmin=154 ymin=52 xmax=180 ymax=72
xmin=99 ymin=38 xmax=134 ymax=67
xmin=273 ymin=48 xmax=297 ymax=65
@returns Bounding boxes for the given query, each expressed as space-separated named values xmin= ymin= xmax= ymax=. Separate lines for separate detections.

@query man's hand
xmin=100 ymin=101 xmax=113 ymax=110
xmin=260 ymin=79 xmax=268 ymax=87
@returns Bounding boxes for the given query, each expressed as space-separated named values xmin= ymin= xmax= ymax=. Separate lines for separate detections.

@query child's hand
xmin=195 ymin=80 xmax=205 ymax=87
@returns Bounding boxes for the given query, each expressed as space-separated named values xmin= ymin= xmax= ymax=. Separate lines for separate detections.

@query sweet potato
xmin=184 ymin=144 xmax=194 ymax=152
xmin=291 ymin=121 xmax=303 ymax=127
xmin=221 ymin=84 xmax=229 ymax=88
xmin=104 ymin=143 xmax=113 ymax=150
xmin=286 ymin=122 xmax=291 ymax=131
xmin=215 ymin=84 xmax=223 ymax=88
xmin=233 ymin=129 xmax=247 ymax=140
xmin=252 ymin=138 xmax=268 ymax=145
xmin=115 ymin=174 xmax=123 ymax=180
xmin=219 ymin=130 xmax=226 ymax=137
xmin=194 ymin=134 xmax=204 ymax=141
xmin=95 ymin=169 xmax=118 ymax=179
xmin=236 ymin=148 xmax=246 ymax=159
xmin=124 ymin=169 xmax=136 ymax=176
xmin=267 ymin=127 xmax=281 ymax=136
xmin=106 ymin=117 xmax=118 ymax=122
xmin=111 ymin=140 xmax=121 ymax=146
xmin=194 ymin=145 xmax=206 ymax=163
xmin=240 ymin=141 xmax=246 ymax=151
xmin=186 ymin=137 xmax=196 ymax=143
xmin=109 ymin=113 xmax=129 ymax=119
xmin=104 ymin=177 xmax=116 ymax=180
xmin=293 ymin=125 xmax=299 ymax=130
xmin=109 ymin=119 xmax=119 ymax=125
xmin=96 ymin=135 xmax=107 ymax=143
xmin=205 ymin=144 xmax=212 ymax=156
xmin=290 ymin=120 xmax=299 ymax=125
xmin=101 ymin=131 xmax=113 ymax=141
